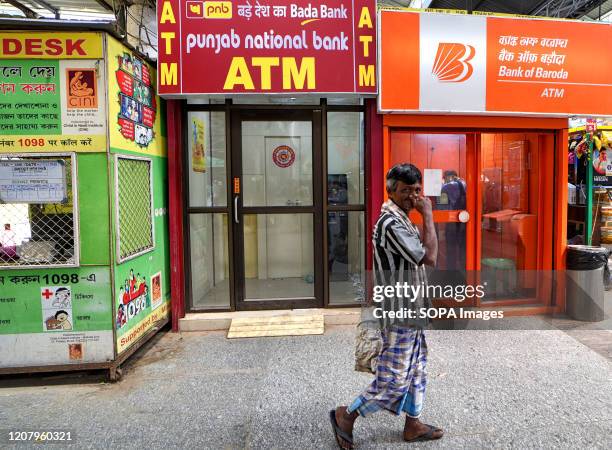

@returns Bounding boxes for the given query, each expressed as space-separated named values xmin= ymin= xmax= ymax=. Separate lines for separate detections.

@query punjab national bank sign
xmin=157 ymin=0 xmax=376 ymax=95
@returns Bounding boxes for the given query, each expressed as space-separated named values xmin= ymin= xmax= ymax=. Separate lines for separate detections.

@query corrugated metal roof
xmin=428 ymin=1 xmax=551 ymax=15
xmin=584 ymin=0 xmax=612 ymax=19
xmin=0 ymin=0 xmax=115 ymax=20
xmin=427 ymin=0 xmax=612 ymax=18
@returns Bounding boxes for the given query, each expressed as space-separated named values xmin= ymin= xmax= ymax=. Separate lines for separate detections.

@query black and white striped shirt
xmin=373 ymin=200 xmax=430 ymax=327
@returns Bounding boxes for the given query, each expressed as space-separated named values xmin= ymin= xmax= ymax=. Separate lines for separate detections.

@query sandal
xmin=329 ymin=409 xmax=354 ymax=449
xmin=404 ymin=424 xmax=444 ymax=442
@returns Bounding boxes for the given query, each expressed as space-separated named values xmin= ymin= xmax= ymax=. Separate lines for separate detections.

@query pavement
xmin=1 ymin=320 xmax=611 ymax=450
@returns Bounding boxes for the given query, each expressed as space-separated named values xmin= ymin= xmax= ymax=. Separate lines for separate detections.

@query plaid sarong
xmin=347 ymin=326 xmax=428 ymax=418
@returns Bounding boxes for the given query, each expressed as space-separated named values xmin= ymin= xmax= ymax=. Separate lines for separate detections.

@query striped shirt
xmin=373 ymin=200 xmax=430 ymax=328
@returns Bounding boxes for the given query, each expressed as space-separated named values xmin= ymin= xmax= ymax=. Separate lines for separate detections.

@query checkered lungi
xmin=347 ymin=326 xmax=428 ymax=418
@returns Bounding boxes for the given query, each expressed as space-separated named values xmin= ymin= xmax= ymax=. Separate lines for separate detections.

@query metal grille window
xmin=0 ymin=154 xmax=78 ymax=268
xmin=115 ymin=155 xmax=154 ymax=263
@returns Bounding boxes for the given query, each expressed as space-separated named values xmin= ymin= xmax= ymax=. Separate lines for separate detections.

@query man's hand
xmin=413 ymin=196 xmax=433 ymax=217
xmin=414 ymin=196 xmax=437 ymax=267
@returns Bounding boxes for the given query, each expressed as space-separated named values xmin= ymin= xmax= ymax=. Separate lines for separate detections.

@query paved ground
xmin=1 ymin=321 xmax=611 ymax=449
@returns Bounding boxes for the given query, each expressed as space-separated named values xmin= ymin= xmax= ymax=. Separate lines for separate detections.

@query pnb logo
xmin=432 ymin=43 xmax=475 ymax=83
xmin=204 ymin=1 xmax=232 ymax=19
xmin=186 ymin=1 xmax=231 ymax=19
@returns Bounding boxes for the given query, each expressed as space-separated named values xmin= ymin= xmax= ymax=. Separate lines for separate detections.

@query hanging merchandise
xmin=590 ymin=132 xmax=612 ymax=186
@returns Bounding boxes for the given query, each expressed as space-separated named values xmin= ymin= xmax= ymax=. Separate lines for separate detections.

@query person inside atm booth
xmin=441 ymin=171 xmax=466 ymax=270
xmin=0 ymin=223 xmax=17 ymax=260
xmin=441 ymin=170 xmax=466 ymax=210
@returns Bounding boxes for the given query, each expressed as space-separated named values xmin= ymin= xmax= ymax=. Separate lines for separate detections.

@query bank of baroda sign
xmin=157 ymin=1 xmax=376 ymax=95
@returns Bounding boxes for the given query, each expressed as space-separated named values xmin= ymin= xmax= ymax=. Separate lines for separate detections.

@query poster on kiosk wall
xmin=0 ymin=32 xmax=107 ymax=152
xmin=157 ymin=0 xmax=377 ymax=95
xmin=106 ymin=37 xmax=171 ymax=356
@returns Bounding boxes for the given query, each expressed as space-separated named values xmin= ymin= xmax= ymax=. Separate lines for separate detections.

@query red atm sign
xmin=157 ymin=0 xmax=376 ymax=95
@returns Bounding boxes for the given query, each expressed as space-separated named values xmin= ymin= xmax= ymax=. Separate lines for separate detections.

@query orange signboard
xmin=379 ymin=10 xmax=612 ymax=116
xmin=486 ymin=17 xmax=612 ymax=115
xmin=379 ymin=11 xmax=419 ymax=111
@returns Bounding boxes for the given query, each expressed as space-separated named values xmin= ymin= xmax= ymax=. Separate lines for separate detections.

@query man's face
xmin=389 ymin=180 xmax=422 ymax=212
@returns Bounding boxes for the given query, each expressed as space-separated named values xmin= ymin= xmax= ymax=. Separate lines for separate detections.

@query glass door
xmin=231 ymin=110 xmax=323 ymax=310
xmin=477 ymin=132 xmax=546 ymax=305
xmin=389 ymin=132 xmax=477 ymax=306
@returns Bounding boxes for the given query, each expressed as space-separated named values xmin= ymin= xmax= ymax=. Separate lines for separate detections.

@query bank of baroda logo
xmin=66 ymin=69 xmax=98 ymax=108
xmin=431 ymin=43 xmax=475 ymax=83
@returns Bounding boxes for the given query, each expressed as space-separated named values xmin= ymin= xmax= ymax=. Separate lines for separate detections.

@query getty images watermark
xmin=371 ymin=281 xmax=505 ymax=321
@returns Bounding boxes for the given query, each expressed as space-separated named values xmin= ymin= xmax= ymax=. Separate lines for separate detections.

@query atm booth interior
xmin=378 ymin=115 xmax=568 ymax=314
xmin=168 ymin=97 xmax=373 ymax=314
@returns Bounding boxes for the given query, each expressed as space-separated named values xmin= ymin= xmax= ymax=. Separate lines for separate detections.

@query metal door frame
xmin=230 ymin=109 xmax=324 ymax=310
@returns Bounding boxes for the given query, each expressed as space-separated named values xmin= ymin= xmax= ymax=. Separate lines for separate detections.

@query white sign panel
xmin=0 ymin=160 xmax=67 ymax=204
xmin=419 ymin=14 xmax=487 ymax=112
xmin=424 ymin=168 xmax=443 ymax=197
xmin=0 ymin=331 xmax=114 ymax=367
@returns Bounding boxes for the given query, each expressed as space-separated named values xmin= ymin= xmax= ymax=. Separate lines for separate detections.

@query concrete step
xmin=179 ymin=307 xmax=360 ymax=332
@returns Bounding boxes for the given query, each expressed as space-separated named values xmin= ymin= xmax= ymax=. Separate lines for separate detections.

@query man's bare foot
xmin=330 ymin=406 xmax=358 ymax=449
xmin=403 ymin=416 xmax=444 ymax=442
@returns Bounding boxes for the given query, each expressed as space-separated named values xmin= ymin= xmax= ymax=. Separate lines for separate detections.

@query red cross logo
xmin=42 ymin=289 xmax=54 ymax=300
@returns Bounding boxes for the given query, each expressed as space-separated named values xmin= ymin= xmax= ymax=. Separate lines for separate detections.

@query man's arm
xmin=415 ymin=197 xmax=438 ymax=267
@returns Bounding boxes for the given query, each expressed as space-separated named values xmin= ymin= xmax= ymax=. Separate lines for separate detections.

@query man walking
xmin=330 ymin=164 xmax=443 ymax=448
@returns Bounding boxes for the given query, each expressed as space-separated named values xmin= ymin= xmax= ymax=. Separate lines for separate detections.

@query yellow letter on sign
xmin=358 ymin=7 xmax=373 ymax=28
xmin=160 ymin=1 xmax=176 ymax=24
xmin=224 ymin=57 xmax=255 ymax=90
xmin=282 ymin=57 xmax=315 ymax=90
xmin=252 ymin=57 xmax=280 ymax=90
xmin=161 ymin=32 xmax=175 ymax=55
xmin=359 ymin=65 xmax=375 ymax=87
xmin=161 ymin=62 xmax=178 ymax=86
xmin=359 ymin=36 xmax=373 ymax=57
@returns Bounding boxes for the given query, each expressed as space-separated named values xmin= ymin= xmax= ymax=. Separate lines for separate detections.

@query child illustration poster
xmin=116 ymin=268 xmax=151 ymax=329
xmin=41 ymin=286 xmax=74 ymax=331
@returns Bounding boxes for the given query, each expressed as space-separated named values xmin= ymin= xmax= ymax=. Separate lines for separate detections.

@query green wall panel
xmin=77 ymin=153 xmax=111 ymax=265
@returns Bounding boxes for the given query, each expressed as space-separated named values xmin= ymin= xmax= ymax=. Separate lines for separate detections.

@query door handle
xmin=234 ymin=196 xmax=239 ymax=224
xmin=458 ymin=210 xmax=470 ymax=223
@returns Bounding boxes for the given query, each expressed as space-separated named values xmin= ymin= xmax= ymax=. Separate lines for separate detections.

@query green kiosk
xmin=0 ymin=31 xmax=170 ymax=380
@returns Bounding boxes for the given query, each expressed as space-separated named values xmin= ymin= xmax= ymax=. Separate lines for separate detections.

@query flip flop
xmin=329 ymin=409 xmax=354 ymax=449
xmin=404 ymin=424 xmax=444 ymax=442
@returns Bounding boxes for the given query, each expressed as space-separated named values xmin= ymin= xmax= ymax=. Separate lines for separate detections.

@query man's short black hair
xmin=386 ymin=163 xmax=422 ymax=192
